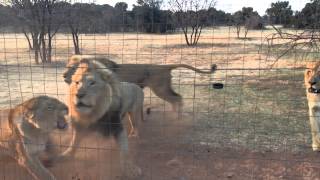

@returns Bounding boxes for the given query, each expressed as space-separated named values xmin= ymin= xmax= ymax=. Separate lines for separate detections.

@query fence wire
xmin=0 ymin=0 xmax=320 ymax=179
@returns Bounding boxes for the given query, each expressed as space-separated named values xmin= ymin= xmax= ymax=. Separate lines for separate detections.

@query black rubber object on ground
xmin=212 ymin=83 xmax=224 ymax=89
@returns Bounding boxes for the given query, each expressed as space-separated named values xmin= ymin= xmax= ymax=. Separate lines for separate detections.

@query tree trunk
xmin=69 ymin=23 xmax=81 ymax=54
xmin=32 ymin=37 xmax=38 ymax=51
xmin=40 ymin=34 xmax=47 ymax=63
xmin=34 ymin=42 xmax=40 ymax=64
xmin=23 ymin=31 xmax=33 ymax=50
xmin=32 ymin=36 xmax=41 ymax=64
xmin=244 ymin=27 xmax=249 ymax=38
xmin=47 ymin=37 xmax=52 ymax=63
xmin=182 ymin=27 xmax=190 ymax=46
xmin=236 ymin=26 xmax=241 ymax=38
xmin=190 ymin=26 xmax=195 ymax=44
xmin=72 ymin=31 xmax=80 ymax=54
xmin=194 ymin=26 xmax=203 ymax=45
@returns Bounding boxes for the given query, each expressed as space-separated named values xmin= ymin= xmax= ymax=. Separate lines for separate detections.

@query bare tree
xmin=244 ymin=15 xmax=264 ymax=38
xmin=232 ymin=7 xmax=261 ymax=39
xmin=233 ymin=11 xmax=242 ymax=38
xmin=66 ymin=3 xmax=81 ymax=54
xmin=265 ymin=0 xmax=320 ymax=65
xmin=65 ymin=3 xmax=102 ymax=55
xmin=169 ymin=0 xmax=215 ymax=46
xmin=11 ymin=0 xmax=63 ymax=63
xmin=266 ymin=27 xmax=320 ymax=65
xmin=12 ymin=0 xmax=42 ymax=63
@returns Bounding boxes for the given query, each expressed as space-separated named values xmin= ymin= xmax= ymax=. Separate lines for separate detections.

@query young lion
xmin=0 ymin=96 xmax=69 ymax=180
xmin=305 ymin=61 xmax=320 ymax=151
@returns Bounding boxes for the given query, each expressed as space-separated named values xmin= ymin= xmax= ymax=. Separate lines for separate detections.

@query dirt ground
xmin=1 ymin=108 xmax=320 ymax=180
xmin=0 ymin=27 xmax=320 ymax=179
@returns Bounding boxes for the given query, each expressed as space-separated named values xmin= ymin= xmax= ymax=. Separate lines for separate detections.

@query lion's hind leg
xmin=17 ymin=142 xmax=56 ymax=180
xmin=149 ymin=78 xmax=183 ymax=112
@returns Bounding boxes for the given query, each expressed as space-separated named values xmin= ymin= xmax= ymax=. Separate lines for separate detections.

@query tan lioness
xmin=305 ymin=61 xmax=320 ymax=151
xmin=0 ymin=96 xmax=69 ymax=180
xmin=63 ymin=55 xmax=217 ymax=111
xmin=62 ymin=59 xmax=142 ymax=177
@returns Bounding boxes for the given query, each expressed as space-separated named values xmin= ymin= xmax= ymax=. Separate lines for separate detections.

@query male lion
xmin=62 ymin=59 xmax=142 ymax=177
xmin=63 ymin=55 xmax=217 ymax=111
xmin=305 ymin=61 xmax=320 ymax=151
xmin=0 ymin=96 xmax=69 ymax=180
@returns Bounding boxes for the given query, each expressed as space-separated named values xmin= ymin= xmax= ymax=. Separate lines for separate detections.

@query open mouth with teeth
xmin=309 ymin=87 xmax=320 ymax=94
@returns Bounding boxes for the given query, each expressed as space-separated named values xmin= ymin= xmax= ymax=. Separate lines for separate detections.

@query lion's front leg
xmin=46 ymin=126 xmax=81 ymax=165
xmin=60 ymin=127 xmax=79 ymax=157
xmin=18 ymin=141 xmax=56 ymax=180
xmin=116 ymin=129 xmax=142 ymax=178
xmin=309 ymin=106 xmax=320 ymax=151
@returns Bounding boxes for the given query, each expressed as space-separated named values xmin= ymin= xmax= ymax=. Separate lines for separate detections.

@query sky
xmin=92 ymin=0 xmax=311 ymax=15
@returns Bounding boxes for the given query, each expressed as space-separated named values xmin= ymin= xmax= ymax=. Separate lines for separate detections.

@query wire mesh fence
xmin=0 ymin=0 xmax=320 ymax=179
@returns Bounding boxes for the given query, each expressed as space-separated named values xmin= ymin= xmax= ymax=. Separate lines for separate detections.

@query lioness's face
xmin=305 ymin=62 xmax=320 ymax=93
xmin=29 ymin=97 xmax=69 ymax=131
xmin=69 ymin=63 xmax=112 ymax=115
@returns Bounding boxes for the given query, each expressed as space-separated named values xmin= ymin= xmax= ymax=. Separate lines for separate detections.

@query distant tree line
xmin=1 ymin=0 xmax=316 ymax=33
xmin=0 ymin=0 xmax=319 ymax=63
xmin=266 ymin=0 xmax=320 ymax=29
xmin=0 ymin=0 xmax=232 ymax=34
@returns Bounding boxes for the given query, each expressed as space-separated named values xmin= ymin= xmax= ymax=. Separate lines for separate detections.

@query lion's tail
xmin=167 ymin=64 xmax=217 ymax=74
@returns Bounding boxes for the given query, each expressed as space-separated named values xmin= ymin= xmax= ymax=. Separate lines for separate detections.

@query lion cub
xmin=305 ymin=62 xmax=320 ymax=151
xmin=0 ymin=96 xmax=69 ymax=180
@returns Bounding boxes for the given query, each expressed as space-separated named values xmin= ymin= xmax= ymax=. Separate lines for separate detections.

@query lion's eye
xmin=74 ymin=81 xmax=80 ymax=85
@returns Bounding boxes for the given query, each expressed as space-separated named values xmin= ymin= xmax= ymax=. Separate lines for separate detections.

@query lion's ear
xmin=63 ymin=63 xmax=79 ymax=84
xmin=63 ymin=55 xmax=83 ymax=84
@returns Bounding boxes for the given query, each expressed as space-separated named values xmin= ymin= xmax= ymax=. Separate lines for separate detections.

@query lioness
xmin=63 ymin=59 xmax=141 ymax=177
xmin=63 ymin=55 xmax=217 ymax=111
xmin=305 ymin=61 xmax=320 ymax=151
xmin=0 ymin=96 xmax=69 ymax=180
